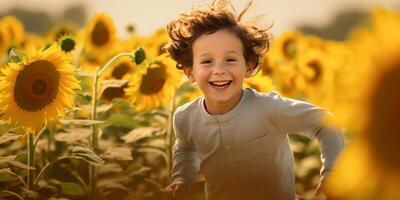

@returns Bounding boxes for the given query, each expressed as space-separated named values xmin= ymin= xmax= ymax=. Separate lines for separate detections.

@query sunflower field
xmin=0 ymin=4 xmax=399 ymax=200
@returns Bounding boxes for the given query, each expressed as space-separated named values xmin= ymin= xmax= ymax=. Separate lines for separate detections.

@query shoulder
xmin=174 ymin=96 xmax=202 ymax=125
xmin=245 ymin=88 xmax=282 ymax=105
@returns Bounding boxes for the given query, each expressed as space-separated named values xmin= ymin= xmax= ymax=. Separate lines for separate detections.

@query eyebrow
xmin=197 ymin=50 xmax=241 ymax=57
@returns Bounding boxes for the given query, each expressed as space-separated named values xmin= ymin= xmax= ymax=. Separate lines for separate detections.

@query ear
xmin=244 ymin=60 xmax=256 ymax=78
xmin=183 ymin=67 xmax=196 ymax=83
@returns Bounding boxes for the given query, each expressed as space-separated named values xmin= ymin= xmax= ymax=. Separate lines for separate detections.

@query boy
xmin=163 ymin=1 xmax=344 ymax=199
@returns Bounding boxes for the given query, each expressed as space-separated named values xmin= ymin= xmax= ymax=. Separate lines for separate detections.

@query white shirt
xmin=171 ymin=88 xmax=344 ymax=200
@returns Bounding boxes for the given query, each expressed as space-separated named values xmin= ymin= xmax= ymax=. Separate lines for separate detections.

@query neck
xmin=204 ymin=89 xmax=243 ymax=115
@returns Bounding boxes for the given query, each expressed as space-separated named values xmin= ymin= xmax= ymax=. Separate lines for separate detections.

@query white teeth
xmin=212 ymin=81 xmax=229 ymax=86
xmin=209 ymin=80 xmax=232 ymax=88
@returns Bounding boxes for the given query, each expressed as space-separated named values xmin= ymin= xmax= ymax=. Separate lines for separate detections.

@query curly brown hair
xmin=164 ymin=0 xmax=272 ymax=74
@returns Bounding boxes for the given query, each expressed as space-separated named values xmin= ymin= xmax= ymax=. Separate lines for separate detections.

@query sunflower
xmin=272 ymin=61 xmax=304 ymax=97
xmin=100 ymin=56 xmax=137 ymax=101
xmin=85 ymin=13 xmax=117 ymax=59
xmin=46 ymin=24 xmax=77 ymax=42
xmin=326 ymin=7 xmax=400 ymax=200
xmin=0 ymin=43 xmax=80 ymax=132
xmin=0 ymin=23 xmax=11 ymax=55
xmin=268 ymin=31 xmax=321 ymax=64
xmin=19 ymin=33 xmax=44 ymax=54
xmin=243 ymin=73 xmax=275 ymax=93
xmin=144 ymin=28 xmax=170 ymax=57
xmin=125 ymin=54 xmax=182 ymax=111
xmin=58 ymin=35 xmax=77 ymax=54
xmin=1 ymin=16 xmax=25 ymax=45
xmin=296 ymin=47 xmax=335 ymax=103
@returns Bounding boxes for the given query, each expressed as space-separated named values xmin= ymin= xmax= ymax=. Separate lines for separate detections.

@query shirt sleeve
xmin=276 ymin=93 xmax=330 ymax=138
xmin=315 ymin=124 xmax=345 ymax=176
xmin=275 ymin=92 xmax=345 ymax=176
xmin=170 ymin=113 xmax=200 ymax=183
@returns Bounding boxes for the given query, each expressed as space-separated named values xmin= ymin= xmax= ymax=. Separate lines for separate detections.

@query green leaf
xmin=96 ymin=103 xmax=113 ymax=113
xmin=98 ymin=163 xmax=123 ymax=175
xmin=54 ymin=128 xmax=91 ymax=143
xmin=107 ymin=113 xmax=137 ymax=129
xmin=0 ymin=168 xmax=26 ymax=186
xmin=0 ymin=190 xmax=24 ymax=200
xmin=122 ymin=127 xmax=163 ymax=143
xmin=63 ymin=145 xmax=105 ymax=167
xmin=8 ymin=47 xmax=27 ymax=63
xmin=101 ymin=147 xmax=132 ymax=161
xmin=61 ymin=182 xmax=85 ymax=196
xmin=0 ymin=172 xmax=11 ymax=182
xmin=0 ymin=133 xmax=22 ymax=145
xmin=59 ymin=119 xmax=106 ymax=126
xmin=101 ymin=79 xmax=128 ymax=89
xmin=0 ymin=156 xmax=34 ymax=170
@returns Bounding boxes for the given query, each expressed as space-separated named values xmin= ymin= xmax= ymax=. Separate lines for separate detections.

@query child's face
xmin=184 ymin=28 xmax=254 ymax=111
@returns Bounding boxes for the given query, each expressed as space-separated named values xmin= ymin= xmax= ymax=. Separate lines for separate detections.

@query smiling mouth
xmin=209 ymin=80 xmax=232 ymax=88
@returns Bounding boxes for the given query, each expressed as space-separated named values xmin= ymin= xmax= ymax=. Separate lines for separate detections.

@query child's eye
xmin=226 ymin=58 xmax=237 ymax=62
xmin=200 ymin=60 xmax=212 ymax=64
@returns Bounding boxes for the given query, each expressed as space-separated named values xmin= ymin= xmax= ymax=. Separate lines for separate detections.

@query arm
xmin=164 ymin=115 xmax=200 ymax=199
xmin=314 ymin=118 xmax=345 ymax=194
xmin=170 ymin=114 xmax=200 ymax=184
xmin=274 ymin=93 xmax=345 ymax=192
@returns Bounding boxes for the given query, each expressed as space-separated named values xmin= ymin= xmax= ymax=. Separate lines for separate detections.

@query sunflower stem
xmin=89 ymin=67 xmax=100 ymax=200
xmin=98 ymin=52 xmax=132 ymax=79
xmin=27 ymin=132 xmax=35 ymax=191
xmin=88 ymin=52 xmax=137 ymax=200
xmin=33 ymin=126 xmax=47 ymax=150
xmin=166 ymin=90 xmax=177 ymax=181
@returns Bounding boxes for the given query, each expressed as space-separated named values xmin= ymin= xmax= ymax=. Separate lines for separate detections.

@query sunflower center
xmin=283 ymin=40 xmax=296 ymax=59
xmin=261 ymin=59 xmax=273 ymax=76
xmin=368 ymin=63 xmax=400 ymax=171
xmin=60 ymin=38 xmax=76 ymax=53
xmin=112 ymin=63 xmax=131 ymax=79
xmin=92 ymin=21 xmax=109 ymax=47
xmin=139 ymin=64 xmax=167 ymax=95
xmin=32 ymin=79 xmax=48 ymax=95
xmin=307 ymin=61 xmax=322 ymax=83
xmin=14 ymin=60 xmax=60 ymax=112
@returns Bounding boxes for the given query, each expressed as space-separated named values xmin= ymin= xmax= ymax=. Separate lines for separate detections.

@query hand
xmin=163 ymin=180 xmax=189 ymax=200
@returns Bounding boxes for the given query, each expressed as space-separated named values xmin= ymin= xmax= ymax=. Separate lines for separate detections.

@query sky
xmin=1 ymin=0 xmax=399 ymax=38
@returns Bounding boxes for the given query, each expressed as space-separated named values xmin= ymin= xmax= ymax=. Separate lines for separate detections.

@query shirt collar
xmin=198 ymin=88 xmax=249 ymax=123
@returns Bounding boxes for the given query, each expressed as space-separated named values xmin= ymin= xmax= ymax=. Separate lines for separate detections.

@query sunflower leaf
xmin=60 ymin=182 xmax=85 ymax=196
xmin=64 ymin=145 xmax=105 ymax=167
xmin=0 ymin=168 xmax=26 ymax=186
xmin=59 ymin=119 xmax=106 ymax=126
xmin=101 ymin=146 xmax=133 ymax=161
xmin=0 ymin=133 xmax=22 ymax=145
xmin=101 ymin=79 xmax=128 ymax=89
xmin=122 ymin=127 xmax=163 ymax=144
xmin=54 ymin=128 xmax=91 ymax=143
xmin=0 ymin=156 xmax=35 ymax=170
xmin=8 ymin=48 xmax=27 ymax=63
xmin=0 ymin=190 xmax=25 ymax=200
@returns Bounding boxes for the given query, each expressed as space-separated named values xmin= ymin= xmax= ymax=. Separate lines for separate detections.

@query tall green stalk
xmin=27 ymin=132 xmax=35 ymax=190
xmin=89 ymin=50 xmax=144 ymax=200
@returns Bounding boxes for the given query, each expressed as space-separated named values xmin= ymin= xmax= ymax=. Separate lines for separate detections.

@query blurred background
xmin=0 ymin=0 xmax=399 ymax=200
xmin=1 ymin=0 xmax=398 ymax=38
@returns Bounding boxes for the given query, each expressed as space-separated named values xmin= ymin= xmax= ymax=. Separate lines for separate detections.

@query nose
xmin=213 ymin=63 xmax=226 ymax=75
